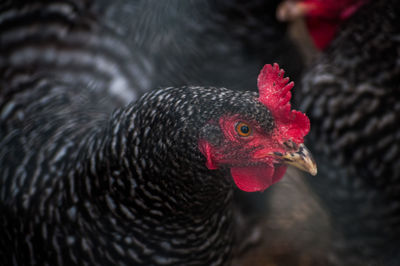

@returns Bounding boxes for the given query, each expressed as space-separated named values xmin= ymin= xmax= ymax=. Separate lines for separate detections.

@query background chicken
xmin=0 ymin=0 xmax=302 ymax=104
xmin=296 ymin=0 xmax=400 ymax=264
xmin=0 ymin=0 xmax=314 ymax=265
xmin=234 ymin=0 xmax=400 ymax=265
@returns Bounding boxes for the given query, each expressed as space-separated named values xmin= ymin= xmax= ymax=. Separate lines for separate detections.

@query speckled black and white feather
xmin=0 ymin=0 xmax=302 ymax=96
xmin=298 ymin=0 xmax=400 ymax=265
xmin=0 ymin=79 xmax=277 ymax=265
xmin=0 ymin=0 xmax=155 ymax=105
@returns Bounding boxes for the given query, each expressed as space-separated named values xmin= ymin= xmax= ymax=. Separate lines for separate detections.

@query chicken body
xmin=299 ymin=0 xmax=400 ymax=264
xmin=0 ymin=1 xmax=312 ymax=265
xmin=0 ymin=83 xmax=251 ymax=265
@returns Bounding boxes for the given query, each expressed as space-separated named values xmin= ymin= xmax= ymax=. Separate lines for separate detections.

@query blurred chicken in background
xmin=237 ymin=0 xmax=400 ymax=265
xmin=298 ymin=0 xmax=400 ymax=264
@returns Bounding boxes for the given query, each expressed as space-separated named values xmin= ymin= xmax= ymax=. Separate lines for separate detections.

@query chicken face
xmin=198 ymin=114 xmax=316 ymax=192
xmin=198 ymin=64 xmax=317 ymax=192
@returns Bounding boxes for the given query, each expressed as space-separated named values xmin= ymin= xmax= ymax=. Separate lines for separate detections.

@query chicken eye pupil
xmin=240 ymin=125 xmax=249 ymax=134
xmin=236 ymin=122 xmax=252 ymax=137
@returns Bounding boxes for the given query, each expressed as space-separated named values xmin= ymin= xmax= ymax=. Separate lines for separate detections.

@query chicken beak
xmin=253 ymin=141 xmax=317 ymax=176
xmin=277 ymin=143 xmax=317 ymax=176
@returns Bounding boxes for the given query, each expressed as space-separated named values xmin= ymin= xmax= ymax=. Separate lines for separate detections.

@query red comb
xmin=257 ymin=63 xmax=310 ymax=144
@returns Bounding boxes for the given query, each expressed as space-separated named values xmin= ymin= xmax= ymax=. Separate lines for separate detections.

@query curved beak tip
xmin=280 ymin=143 xmax=318 ymax=176
xmin=254 ymin=142 xmax=318 ymax=176
xmin=309 ymin=164 xmax=318 ymax=176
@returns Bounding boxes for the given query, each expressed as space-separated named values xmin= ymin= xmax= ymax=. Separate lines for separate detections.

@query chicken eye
xmin=235 ymin=122 xmax=252 ymax=137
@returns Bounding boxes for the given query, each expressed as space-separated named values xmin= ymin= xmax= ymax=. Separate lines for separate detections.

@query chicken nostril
xmin=283 ymin=139 xmax=298 ymax=150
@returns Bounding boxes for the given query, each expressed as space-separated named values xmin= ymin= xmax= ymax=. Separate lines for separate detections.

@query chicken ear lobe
xmin=198 ymin=140 xmax=218 ymax=170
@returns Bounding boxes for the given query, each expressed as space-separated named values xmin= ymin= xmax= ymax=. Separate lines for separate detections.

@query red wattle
xmin=306 ymin=18 xmax=338 ymax=50
xmin=231 ymin=165 xmax=287 ymax=192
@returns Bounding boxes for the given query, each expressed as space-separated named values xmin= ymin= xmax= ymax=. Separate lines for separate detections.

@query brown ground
xmin=232 ymin=168 xmax=334 ymax=266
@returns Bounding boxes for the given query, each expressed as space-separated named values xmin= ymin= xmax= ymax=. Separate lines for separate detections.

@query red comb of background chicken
xmin=257 ymin=63 xmax=310 ymax=144
xmin=303 ymin=0 xmax=367 ymax=49
xmin=277 ymin=0 xmax=367 ymax=49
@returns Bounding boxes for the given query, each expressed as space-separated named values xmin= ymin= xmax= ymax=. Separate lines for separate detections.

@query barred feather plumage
xmin=298 ymin=0 xmax=400 ymax=264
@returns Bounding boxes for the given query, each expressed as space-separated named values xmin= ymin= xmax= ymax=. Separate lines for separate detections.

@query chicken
xmin=0 ymin=59 xmax=316 ymax=265
xmin=296 ymin=0 xmax=400 ymax=264
xmin=0 ymin=1 xmax=316 ymax=263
